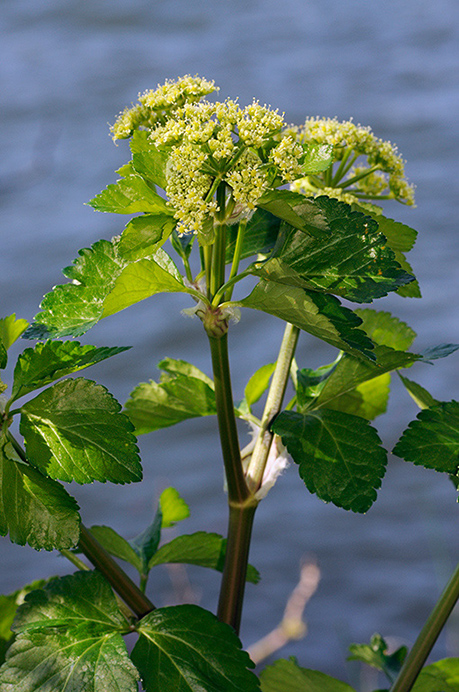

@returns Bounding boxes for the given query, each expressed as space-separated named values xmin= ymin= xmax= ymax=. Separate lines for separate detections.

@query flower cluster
xmin=289 ymin=117 xmax=415 ymax=206
xmin=112 ymin=76 xmax=311 ymax=234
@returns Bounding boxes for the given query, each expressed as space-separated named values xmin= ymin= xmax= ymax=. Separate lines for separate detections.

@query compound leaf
xmin=131 ymin=604 xmax=260 ymax=691
xmin=272 ymin=409 xmax=387 ymax=512
xmin=0 ymin=439 xmax=80 ymax=550
xmin=20 ymin=378 xmax=142 ymax=484
xmin=11 ymin=341 xmax=130 ymax=402
xmin=238 ymin=280 xmax=375 ymax=361
xmin=260 ymin=657 xmax=356 ymax=692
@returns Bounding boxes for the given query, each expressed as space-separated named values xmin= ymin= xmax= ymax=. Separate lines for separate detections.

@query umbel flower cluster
xmin=289 ymin=117 xmax=415 ymax=207
xmin=112 ymin=75 xmax=414 ymax=234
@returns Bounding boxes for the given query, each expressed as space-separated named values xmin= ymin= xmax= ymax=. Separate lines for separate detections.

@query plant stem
xmin=225 ymin=219 xmax=247 ymax=301
xmin=208 ymin=333 xmax=250 ymax=504
xmin=390 ymin=561 xmax=459 ymax=692
xmin=78 ymin=525 xmax=155 ymax=619
xmin=217 ymin=499 xmax=258 ymax=633
xmin=246 ymin=322 xmax=300 ymax=492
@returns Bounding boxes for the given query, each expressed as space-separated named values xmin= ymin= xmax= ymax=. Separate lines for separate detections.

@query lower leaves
xmin=0 ymin=572 xmax=261 ymax=692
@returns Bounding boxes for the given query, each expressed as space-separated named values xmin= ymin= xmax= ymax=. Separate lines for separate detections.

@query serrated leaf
xmin=158 ymin=358 xmax=215 ymax=389
xmin=0 ymin=439 xmax=80 ymax=550
xmin=354 ymin=309 xmax=417 ymax=351
xmin=411 ymin=657 xmax=459 ymax=691
xmin=11 ymin=341 xmax=130 ymax=402
xmin=160 ymin=486 xmax=190 ymax=528
xmin=102 ymin=251 xmax=189 ymax=317
xmin=225 ymin=210 xmax=282 ymax=264
xmin=257 ymin=189 xmax=329 ymax=238
xmin=118 ymin=213 xmax=176 ymax=260
xmin=148 ymin=531 xmax=260 ymax=584
xmin=88 ymin=525 xmax=144 ymax=573
xmin=326 ymin=372 xmax=391 ymax=420
xmin=20 ymin=377 xmax=142 ymax=484
xmin=260 ymin=657 xmax=356 ymax=692
xmin=300 ymin=143 xmax=334 ymax=174
xmin=244 ymin=362 xmax=276 ymax=408
xmin=303 ymin=345 xmax=418 ymax=413
xmin=125 ymin=363 xmax=216 ymax=434
xmin=0 ymin=315 xmax=29 ymax=350
xmin=419 ymin=343 xmax=459 ymax=362
xmin=393 ymin=251 xmax=421 ymax=297
xmin=131 ymin=604 xmax=260 ymax=692
xmin=348 ymin=633 xmax=407 ymax=684
xmin=361 ymin=210 xmax=418 ymax=253
xmin=24 ymin=238 xmax=130 ymax=339
xmin=251 ymin=197 xmax=413 ymax=303
xmin=272 ymin=409 xmax=387 ymax=512
xmin=89 ymin=172 xmax=171 ymax=214
xmin=398 ymin=374 xmax=439 ymax=409
xmin=130 ymin=130 xmax=169 ymax=189
xmin=238 ymin=280 xmax=376 ymax=361
xmin=0 ymin=571 xmax=138 ymax=692
xmin=393 ymin=401 xmax=459 ymax=477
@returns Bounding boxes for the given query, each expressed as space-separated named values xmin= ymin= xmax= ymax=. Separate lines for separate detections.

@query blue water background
xmin=1 ymin=0 xmax=459 ymax=683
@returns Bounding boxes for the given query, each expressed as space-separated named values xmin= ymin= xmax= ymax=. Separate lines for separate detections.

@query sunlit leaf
xmin=89 ymin=172 xmax=171 ymax=214
xmin=398 ymin=374 xmax=438 ymax=410
xmin=348 ymin=633 xmax=407 ymax=684
xmin=251 ymin=197 xmax=413 ymax=303
xmin=131 ymin=604 xmax=260 ymax=691
xmin=20 ymin=378 xmax=142 ymax=484
xmin=272 ymin=409 xmax=387 ymax=512
xmin=354 ymin=309 xmax=416 ymax=351
xmin=0 ymin=315 xmax=29 ymax=350
xmin=0 ymin=571 xmax=138 ymax=692
xmin=244 ymin=362 xmax=276 ymax=408
xmin=11 ymin=341 xmax=130 ymax=402
xmin=257 ymin=189 xmax=329 ymax=238
xmin=118 ymin=213 xmax=176 ymax=260
xmin=238 ymin=280 xmax=375 ymax=361
xmin=0 ymin=439 xmax=80 ymax=550
xmin=160 ymin=486 xmax=190 ymax=528
xmin=411 ymin=657 xmax=459 ymax=691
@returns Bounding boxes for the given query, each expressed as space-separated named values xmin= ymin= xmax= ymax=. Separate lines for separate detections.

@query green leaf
xmin=259 ymin=657 xmax=356 ymax=691
xmin=348 ymin=633 xmax=407 ymax=684
xmin=20 ymin=378 xmax=142 ymax=484
xmin=393 ymin=401 xmax=459 ymax=476
xmin=125 ymin=361 xmax=216 ymax=434
xmin=0 ymin=315 xmax=29 ymax=350
xmin=302 ymin=345 xmax=418 ymax=414
xmin=398 ymin=374 xmax=439 ymax=409
xmin=354 ymin=309 xmax=417 ymax=351
xmin=0 ymin=578 xmax=52 ymax=665
xmin=24 ymin=238 xmax=130 ymax=338
xmin=300 ymin=143 xmax=334 ymax=175
xmin=11 ymin=341 xmax=130 ymax=402
xmin=0 ymin=342 xmax=6 ymax=371
xmin=130 ymin=131 xmax=169 ymax=189
xmin=160 ymin=486 xmax=190 ymax=528
xmin=0 ymin=438 xmax=80 ymax=550
xmin=129 ymin=510 xmax=163 ymax=571
xmin=238 ymin=280 xmax=376 ymax=361
xmin=272 ymin=409 xmax=387 ymax=512
xmin=158 ymin=357 xmax=215 ymax=388
xmin=251 ymin=197 xmax=413 ymax=303
xmin=419 ymin=343 xmax=459 ymax=362
xmin=0 ymin=571 xmax=138 ymax=692
xmin=411 ymin=658 xmax=459 ymax=691
xmin=325 ymin=372 xmax=391 ymax=420
xmin=118 ymin=213 xmax=176 ymax=260
xmin=361 ymin=210 xmax=418 ymax=253
xmin=393 ymin=251 xmax=421 ymax=297
xmin=89 ymin=524 xmax=144 ymax=572
xmin=257 ymin=189 xmax=329 ymax=238
xmin=148 ymin=531 xmax=260 ymax=584
xmin=89 ymin=172 xmax=171 ymax=214
xmin=225 ymin=210 xmax=282 ymax=264
xmin=131 ymin=604 xmax=260 ymax=691
xmin=244 ymin=362 xmax=276 ymax=408
xmin=102 ymin=250 xmax=189 ymax=317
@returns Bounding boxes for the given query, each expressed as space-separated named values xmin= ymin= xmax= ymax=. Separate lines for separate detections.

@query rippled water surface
xmin=1 ymin=0 xmax=459 ymax=682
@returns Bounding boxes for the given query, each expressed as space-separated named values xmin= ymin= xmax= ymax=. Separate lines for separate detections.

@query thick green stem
xmin=78 ymin=525 xmax=155 ymax=618
xmin=246 ymin=323 xmax=300 ymax=492
xmin=390 ymin=561 xmax=459 ymax=692
xmin=208 ymin=333 xmax=250 ymax=504
xmin=217 ymin=500 xmax=258 ymax=633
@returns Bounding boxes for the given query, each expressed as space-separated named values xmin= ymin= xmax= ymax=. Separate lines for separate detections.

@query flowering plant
xmin=0 ymin=76 xmax=458 ymax=692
